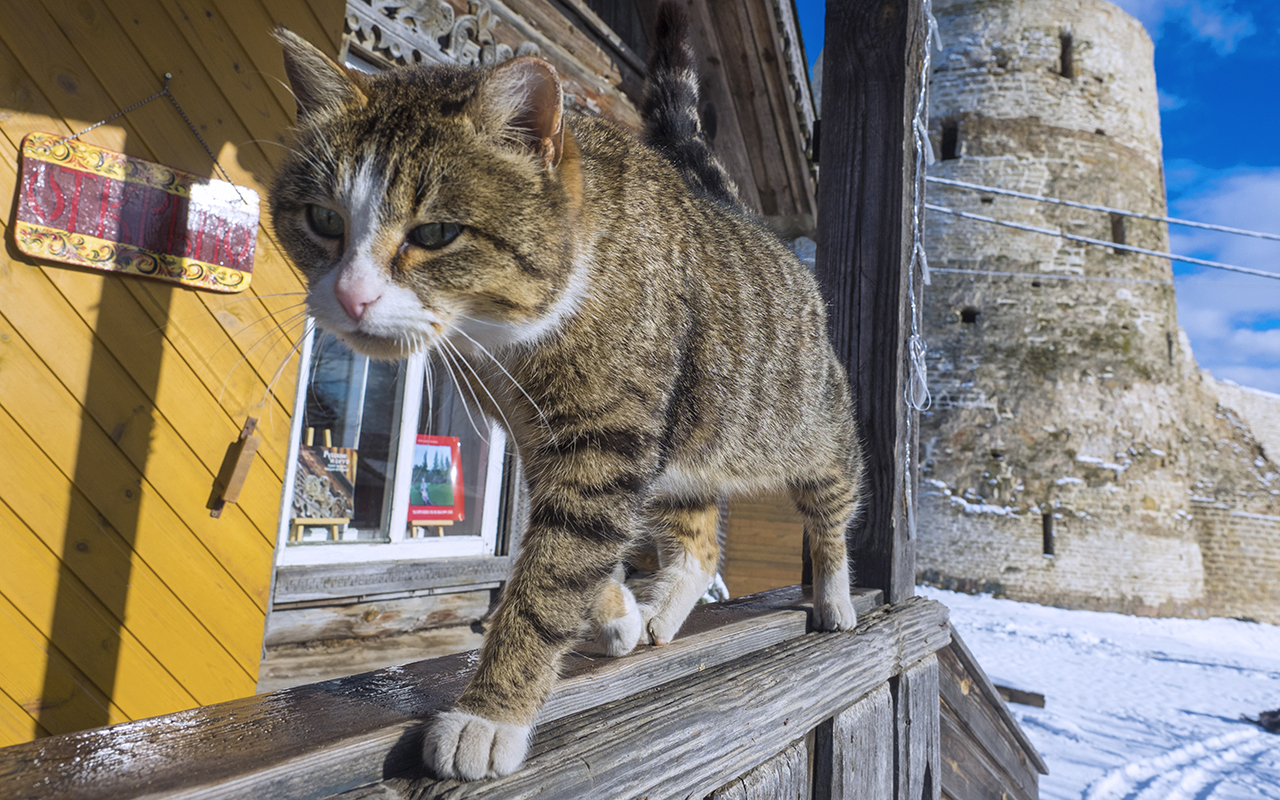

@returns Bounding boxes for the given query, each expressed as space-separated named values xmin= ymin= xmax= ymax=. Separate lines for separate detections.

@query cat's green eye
xmin=408 ymin=222 xmax=462 ymax=250
xmin=305 ymin=205 xmax=345 ymax=239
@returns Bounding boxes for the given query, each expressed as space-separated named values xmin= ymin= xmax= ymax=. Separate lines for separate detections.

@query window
xmin=940 ymin=121 xmax=959 ymax=161
xmin=277 ymin=323 xmax=511 ymax=567
xmin=1110 ymin=212 xmax=1127 ymax=254
xmin=1060 ymin=33 xmax=1075 ymax=79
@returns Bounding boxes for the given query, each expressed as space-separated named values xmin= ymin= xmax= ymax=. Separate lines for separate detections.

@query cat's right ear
xmin=275 ymin=27 xmax=368 ymax=119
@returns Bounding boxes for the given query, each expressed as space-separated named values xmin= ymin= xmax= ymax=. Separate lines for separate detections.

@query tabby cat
xmin=271 ymin=4 xmax=863 ymax=781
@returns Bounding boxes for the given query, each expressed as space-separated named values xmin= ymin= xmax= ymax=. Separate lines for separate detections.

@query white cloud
xmin=1109 ymin=0 xmax=1256 ymax=53
xmin=1158 ymin=89 xmax=1188 ymax=110
xmin=1184 ymin=3 xmax=1256 ymax=53
xmin=1168 ymin=165 xmax=1280 ymax=394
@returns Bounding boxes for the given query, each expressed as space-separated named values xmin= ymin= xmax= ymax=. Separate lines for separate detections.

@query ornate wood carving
xmin=769 ymin=0 xmax=817 ymax=163
xmin=344 ymin=0 xmax=539 ymax=68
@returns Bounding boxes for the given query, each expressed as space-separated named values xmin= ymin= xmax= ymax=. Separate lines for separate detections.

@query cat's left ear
xmin=473 ymin=57 xmax=565 ymax=170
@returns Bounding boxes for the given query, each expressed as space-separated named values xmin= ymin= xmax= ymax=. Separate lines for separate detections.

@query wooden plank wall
xmin=0 ymin=0 xmax=344 ymax=746
xmin=939 ymin=630 xmax=1048 ymax=800
xmin=723 ymin=492 xmax=806 ymax=597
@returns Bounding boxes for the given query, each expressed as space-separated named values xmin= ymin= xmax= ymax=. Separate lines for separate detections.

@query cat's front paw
xmin=424 ymin=709 xmax=531 ymax=780
xmin=595 ymin=583 xmax=642 ymax=656
xmin=638 ymin=602 xmax=683 ymax=646
xmin=812 ymin=593 xmax=857 ymax=632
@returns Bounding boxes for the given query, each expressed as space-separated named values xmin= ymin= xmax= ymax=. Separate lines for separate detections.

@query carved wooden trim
xmin=343 ymin=0 xmax=539 ymax=69
xmin=768 ymin=0 xmax=818 ymax=163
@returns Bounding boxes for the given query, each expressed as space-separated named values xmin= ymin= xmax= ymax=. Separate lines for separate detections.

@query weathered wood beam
xmin=815 ymin=0 xmax=926 ymax=604
xmin=272 ymin=557 xmax=515 ymax=605
xmin=0 ymin=586 xmax=900 ymax=800
xmin=708 ymin=735 xmax=812 ymax=800
xmin=814 ymin=682 xmax=894 ymax=799
xmin=946 ymin=626 xmax=1049 ymax=776
xmin=399 ymin=598 xmax=948 ymax=799
xmin=898 ymin=654 xmax=942 ymax=800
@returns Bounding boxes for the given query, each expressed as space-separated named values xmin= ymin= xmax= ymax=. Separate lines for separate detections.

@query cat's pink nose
xmin=334 ymin=271 xmax=382 ymax=323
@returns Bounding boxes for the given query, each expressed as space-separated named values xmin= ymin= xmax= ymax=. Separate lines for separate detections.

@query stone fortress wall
xmin=1206 ymin=374 xmax=1280 ymax=460
xmin=917 ymin=0 xmax=1280 ymax=624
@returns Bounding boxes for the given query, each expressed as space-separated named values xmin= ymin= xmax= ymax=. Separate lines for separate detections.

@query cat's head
xmin=269 ymin=30 xmax=585 ymax=359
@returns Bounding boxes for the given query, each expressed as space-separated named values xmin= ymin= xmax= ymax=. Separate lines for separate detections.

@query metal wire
xmin=927 ymin=175 xmax=1280 ymax=242
xmin=55 ymin=73 xmax=248 ymax=204
xmin=925 ymin=203 xmax=1280 ymax=281
xmin=931 ymin=267 xmax=1172 ymax=286
xmin=903 ymin=0 xmax=940 ymax=542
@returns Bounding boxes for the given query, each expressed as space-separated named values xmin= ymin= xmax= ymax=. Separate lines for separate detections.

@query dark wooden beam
xmin=815 ymin=0 xmax=926 ymax=605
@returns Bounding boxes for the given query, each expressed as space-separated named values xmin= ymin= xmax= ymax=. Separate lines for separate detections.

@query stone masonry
xmin=917 ymin=0 xmax=1280 ymax=623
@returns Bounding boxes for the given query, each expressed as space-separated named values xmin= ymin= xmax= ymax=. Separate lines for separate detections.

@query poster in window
xmin=293 ymin=444 xmax=357 ymax=522
xmin=409 ymin=435 xmax=465 ymax=521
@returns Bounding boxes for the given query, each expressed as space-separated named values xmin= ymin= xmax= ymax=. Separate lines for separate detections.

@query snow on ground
xmin=920 ymin=586 xmax=1280 ymax=799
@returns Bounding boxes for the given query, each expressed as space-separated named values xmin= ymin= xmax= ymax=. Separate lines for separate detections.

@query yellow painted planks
xmin=0 ymin=5 xmax=303 ymax=461
xmin=0 ymin=687 xmax=46 ymax=748
xmin=0 ymin=281 xmax=276 ymax=604
xmin=0 ymin=501 xmax=199 ymax=718
xmin=0 ymin=400 xmax=263 ymax=683
xmin=0 ymin=325 xmax=259 ymax=696
xmin=0 ymin=595 xmax=130 ymax=737
xmin=286 ymin=0 xmax=347 ymax=54
xmin=19 ymin=255 xmax=288 ymax=544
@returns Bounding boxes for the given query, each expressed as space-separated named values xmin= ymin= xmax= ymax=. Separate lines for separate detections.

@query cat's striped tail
xmin=642 ymin=2 xmax=741 ymax=208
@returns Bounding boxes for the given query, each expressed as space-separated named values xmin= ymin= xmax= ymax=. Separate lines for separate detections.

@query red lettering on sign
xmin=23 ymin=162 xmax=66 ymax=226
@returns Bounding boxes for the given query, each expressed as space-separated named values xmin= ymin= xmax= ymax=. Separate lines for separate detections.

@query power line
xmin=925 ymin=203 xmax=1280 ymax=281
xmin=927 ymin=176 xmax=1280 ymax=242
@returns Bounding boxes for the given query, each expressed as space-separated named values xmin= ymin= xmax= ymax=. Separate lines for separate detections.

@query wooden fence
xmin=0 ymin=587 xmax=959 ymax=799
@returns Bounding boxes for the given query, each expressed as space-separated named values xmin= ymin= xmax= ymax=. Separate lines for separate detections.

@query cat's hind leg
xmin=790 ymin=469 xmax=860 ymax=631
xmin=636 ymin=497 xmax=719 ymax=646
xmin=590 ymin=574 xmax=642 ymax=656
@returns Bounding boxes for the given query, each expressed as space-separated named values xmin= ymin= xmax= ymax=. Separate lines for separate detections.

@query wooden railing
xmin=0 ymin=587 xmax=953 ymax=799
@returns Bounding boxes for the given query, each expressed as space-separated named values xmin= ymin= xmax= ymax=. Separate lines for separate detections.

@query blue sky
xmin=794 ymin=0 xmax=1280 ymax=393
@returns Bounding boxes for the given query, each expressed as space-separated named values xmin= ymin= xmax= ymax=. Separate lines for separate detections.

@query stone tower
xmin=918 ymin=0 xmax=1280 ymax=619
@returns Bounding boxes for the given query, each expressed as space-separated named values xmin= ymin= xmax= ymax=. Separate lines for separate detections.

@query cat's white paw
xmin=812 ymin=593 xmax=857 ymax=631
xmin=423 ymin=709 xmax=531 ymax=780
xmin=638 ymin=602 xmax=683 ymax=646
xmin=596 ymin=583 xmax=642 ymax=656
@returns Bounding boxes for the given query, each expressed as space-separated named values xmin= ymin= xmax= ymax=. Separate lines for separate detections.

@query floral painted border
xmin=15 ymin=222 xmax=251 ymax=293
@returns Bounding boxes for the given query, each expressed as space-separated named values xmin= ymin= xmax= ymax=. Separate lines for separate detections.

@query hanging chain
xmin=55 ymin=73 xmax=248 ymax=204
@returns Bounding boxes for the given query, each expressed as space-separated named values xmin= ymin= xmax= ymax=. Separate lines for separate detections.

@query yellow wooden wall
xmin=722 ymin=493 xmax=806 ymax=598
xmin=0 ymin=0 xmax=343 ymax=746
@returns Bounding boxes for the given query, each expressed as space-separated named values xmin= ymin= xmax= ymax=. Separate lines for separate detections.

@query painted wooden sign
xmin=15 ymin=131 xmax=258 ymax=292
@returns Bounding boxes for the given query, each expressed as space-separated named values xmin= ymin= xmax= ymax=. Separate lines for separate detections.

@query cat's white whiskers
xmin=434 ymin=340 xmax=489 ymax=442
xmin=256 ymin=319 xmax=308 ymax=432
xmin=452 ymin=312 xmax=508 ymax=329
xmin=216 ymin=309 xmax=310 ymax=407
xmin=246 ymin=138 xmax=331 ymax=176
xmin=424 ymin=349 xmax=436 ymax=426
xmin=451 ymin=327 xmax=554 ymax=441
xmin=442 ymin=337 xmax=518 ymax=439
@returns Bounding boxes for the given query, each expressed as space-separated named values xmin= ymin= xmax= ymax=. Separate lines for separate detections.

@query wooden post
xmin=815 ymin=0 xmax=926 ymax=605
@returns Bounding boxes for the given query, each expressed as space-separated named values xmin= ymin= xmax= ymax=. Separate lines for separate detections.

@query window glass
xmin=408 ymin=364 xmax=493 ymax=538
xmin=285 ymin=327 xmax=506 ymax=552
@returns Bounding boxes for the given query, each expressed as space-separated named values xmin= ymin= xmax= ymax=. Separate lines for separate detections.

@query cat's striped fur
xmin=270 ymin=3 xmax=863 ymax=780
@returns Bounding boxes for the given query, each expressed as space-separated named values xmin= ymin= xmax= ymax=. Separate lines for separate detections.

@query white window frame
xmin=274 ymin=320 xmax=509 ymax=567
